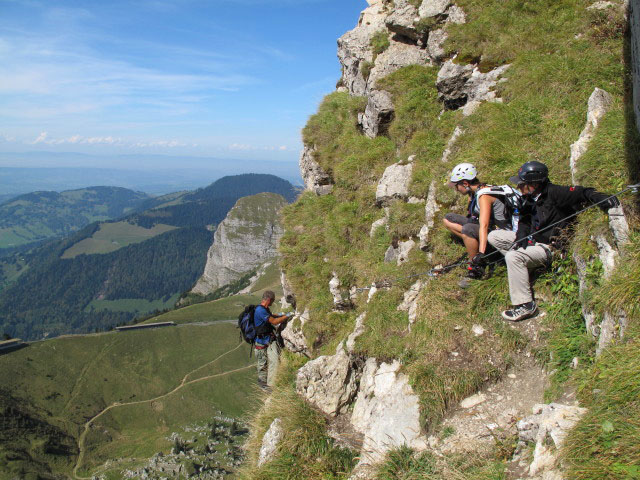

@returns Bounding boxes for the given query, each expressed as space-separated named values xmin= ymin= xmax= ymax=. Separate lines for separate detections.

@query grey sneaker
xmin=502 ymin=302 xmax=538 ymax=322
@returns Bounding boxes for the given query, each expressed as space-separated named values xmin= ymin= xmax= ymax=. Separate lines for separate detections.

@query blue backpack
xmin=238 ymin=305 xmax=273 ymax=347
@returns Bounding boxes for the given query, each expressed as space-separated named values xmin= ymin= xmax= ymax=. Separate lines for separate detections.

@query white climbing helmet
xmin=449 ymin=163 xmax=478 ymax=185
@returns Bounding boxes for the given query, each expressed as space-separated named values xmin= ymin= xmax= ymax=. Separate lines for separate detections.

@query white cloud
xmin=229 ymin=143 xmax=253 ymax=151
xmin=32 ymin=131 xmax=48 ymax=144
xmin=133 ymin=139 xmax=186 ymax=148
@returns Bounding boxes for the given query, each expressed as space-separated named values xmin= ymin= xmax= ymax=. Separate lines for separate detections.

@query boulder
xmin=296 ymin=343 xmax=361 ymax=417
xmin=376 ymin=160 xmax=414 ymax=206
xmin=299 ymin=144 xmax=333 ymax=196
xmin=258 ymin=418 xmax=283 ymax=467
xmin=367 ymin=40 xmax=431 ymax=90
xmin=281 ymin=309 xmax=310 ymax=357
xmin=384 ymin=244 xmax=398 ymax=263
xmin=351 ymin=359 xmax=428 ymax=464
xmin=329 ymin=273 xmax=352 ymax=311
xmin=436 ymin=59 xmax=474 ymax=108
xmin=359 ymin=89 xmax=395 ymax=138
xmin=516 ymin=403 xmax=587 ymax=479
xmin=385 ymin=0 xmax=420 ymax=40
xmin=426 ymin=28 xmax=448 ymax=63
xmin=396 ymin=238 xmax=416 ymax=265
xmin=419 ymin=0 xmax=452 ymax=18
xmin=436 ymin=60 xmax=510 ymax=112
xmin=445 ymin=4 xmax=466 ymax=24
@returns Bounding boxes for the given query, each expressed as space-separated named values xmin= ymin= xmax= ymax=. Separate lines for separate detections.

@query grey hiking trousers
xmin=488 ymin=230 xmax=551 ymax=305
xmin=255 ymin=341 xmax=280 ymax=386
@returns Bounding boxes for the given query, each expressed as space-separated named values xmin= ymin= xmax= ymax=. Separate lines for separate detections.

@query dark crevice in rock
xmin=444 ymin=95 xmax=468 ymax=110
xmin=391 ymin=32 xmax=421 ymax=46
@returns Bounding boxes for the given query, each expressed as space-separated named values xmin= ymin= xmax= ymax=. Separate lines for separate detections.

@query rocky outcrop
xmin=376 ymin=156 xmax=415 ymax=206
xmin=418 ymin=180 xmax=439 ymax=251
xmin=258 ymin=418 xmax=283 ymax=467
xmin=568 ymin=87 xmax=630 ymax=355
xmin=337 ymin=0 xmax=387 ymax=96
xmin=384 ymin=238 xmax=416 ymax=265
xmin=515 ymin=403 xmax=587 ymax=479
xmin=569 ymin=88 xmax=613 ymax=183
xmin=366 ymin=42 xmax=431 ymax=89
xmin=398 ymin=280 xmax=425 ymax=329
xmin=436 ymin=59 xmax=510 ymax=113
xmin=359 ymin=89 xmax=395 ymax=138
xmin=337 ymin=0 xmax=467 ymax=98
xmin=329 ymin=273 xmax=353 ymax=311
xmin=351 ymin=359 xmax=427 ymax=465
xmin=281 ymin=309 xmax=310 ymax=357
xmin=191 ymin=193 xmax=286 ymax=295
xmin=295 ymin=343 xmax=361 ymax=417
xmin=299 ymin=145 xmax=333 ymax=196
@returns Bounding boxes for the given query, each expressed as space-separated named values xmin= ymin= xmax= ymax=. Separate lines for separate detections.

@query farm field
xmin=61 ymin=221 xmax=177 ymax=258
xmin=0 ymin=322 xmax=257 ymax=478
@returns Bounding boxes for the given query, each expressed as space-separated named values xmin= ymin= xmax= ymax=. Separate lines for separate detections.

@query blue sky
xmin=0 ymin=0 xmax=365 ymax=171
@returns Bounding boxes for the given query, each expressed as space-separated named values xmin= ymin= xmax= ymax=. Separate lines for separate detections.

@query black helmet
xmin=509 ymin=161 xmax=548 ymax=185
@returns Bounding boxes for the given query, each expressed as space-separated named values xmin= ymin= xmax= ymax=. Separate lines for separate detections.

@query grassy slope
xmin=61 ymin=222 xmax=177 ymax=258
xmin=246 ymin=0 xmax=639 ymax=478
xmin=0 ymin=322 xmax=257 ymax=478
xmin=141 ymin=261 xmax=284 ymax=325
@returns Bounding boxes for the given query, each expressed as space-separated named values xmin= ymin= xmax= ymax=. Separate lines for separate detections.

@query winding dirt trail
xmin=72 ymin=342 xmax=252 ymax=479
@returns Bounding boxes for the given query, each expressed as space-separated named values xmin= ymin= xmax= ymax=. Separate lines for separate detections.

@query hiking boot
xmin=501 ymin=302 xmax=538 ymax=322
xmin=257 ymin=380 xmax=270 ymax=392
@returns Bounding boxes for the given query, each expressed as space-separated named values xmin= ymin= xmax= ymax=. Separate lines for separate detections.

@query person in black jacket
xmin=485 ymin=161 xmax=619 ymax=321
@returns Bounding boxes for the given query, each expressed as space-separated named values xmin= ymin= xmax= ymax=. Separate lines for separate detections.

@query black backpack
xmin=238 ymin=305 xmax=273 ymax=349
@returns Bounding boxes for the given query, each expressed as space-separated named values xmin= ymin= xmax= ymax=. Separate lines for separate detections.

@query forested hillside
xmin=0 ymin=186 xmax=150 ymax=251
xmin=0 ymin=174 xmax=299 ymax=340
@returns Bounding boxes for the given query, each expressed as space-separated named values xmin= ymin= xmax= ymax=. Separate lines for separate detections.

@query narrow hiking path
xmin=72 ymin=341 xmax=252 ymax=479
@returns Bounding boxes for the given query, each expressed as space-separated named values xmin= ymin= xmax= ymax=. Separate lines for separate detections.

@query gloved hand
xmin=600 ymin=196 xmax=621 ymax=211
xmin=471 ymin=253 xmax=488 ymax=267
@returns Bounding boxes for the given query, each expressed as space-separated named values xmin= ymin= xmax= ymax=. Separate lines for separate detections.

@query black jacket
xmin=515 ymin=182 xmax=611 ymax=246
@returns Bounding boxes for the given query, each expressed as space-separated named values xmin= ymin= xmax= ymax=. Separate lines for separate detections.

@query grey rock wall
xmin=191 ymin=192 xmax=286 ymax=295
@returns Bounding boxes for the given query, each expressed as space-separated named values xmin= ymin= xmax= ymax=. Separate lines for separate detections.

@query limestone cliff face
xmin=191 ymin=192 xmax=286 ymax=295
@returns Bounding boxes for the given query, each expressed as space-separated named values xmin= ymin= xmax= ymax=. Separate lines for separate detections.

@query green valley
xmin=0 ymin=321 xmax=258 ymax=479
xmin=0 ymin=174 xmax=298 ymax=341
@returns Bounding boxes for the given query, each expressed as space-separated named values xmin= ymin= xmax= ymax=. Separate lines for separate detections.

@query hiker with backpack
xmin=245 ymin=290 xmax=289 ymax=390
xmin=443 ymin=163 xmax=522 ymax=283
xmin=487 ymin=161 xmax=620 ymax=322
